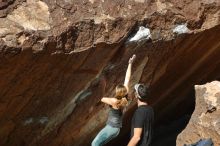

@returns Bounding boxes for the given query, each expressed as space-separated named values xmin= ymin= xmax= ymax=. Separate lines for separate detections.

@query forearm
xmin=124 ymin=54 xmax=136 ymax=90
xmin=127 ymin=136 xmax=140 ymax=146
xmin=124 ymin=63 xmax=132 ymax=88
xmin=101 ymin=97 xmax=113 ymax=106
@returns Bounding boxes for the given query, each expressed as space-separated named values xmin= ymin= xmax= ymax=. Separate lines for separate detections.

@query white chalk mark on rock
xmin=39 ymin=117 xmax=49 ymax=124
xmin=24 ymin=118 xmax=34 ymax=125
xmin=128 ymin=26 xmax=151 ymax=42
xmin=134 ymin=0 xmax=145 ymax=3
xmin=24 ymin=116 xmax=49 ymax=125
xmin=173 ymin=24 xmax=189 ymax=34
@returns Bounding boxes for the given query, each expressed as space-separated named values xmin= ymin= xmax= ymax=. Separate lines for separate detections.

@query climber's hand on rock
xmin=129 ymin=54 xmax=136 ymax=64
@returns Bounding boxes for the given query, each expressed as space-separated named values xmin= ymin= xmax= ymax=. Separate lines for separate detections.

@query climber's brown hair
xmin=114 ymin=84 xmax=128 ymax=109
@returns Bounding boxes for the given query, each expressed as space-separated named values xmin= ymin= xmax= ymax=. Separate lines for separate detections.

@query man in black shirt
xmin=127 ymin=84 xmax=154 ymax=146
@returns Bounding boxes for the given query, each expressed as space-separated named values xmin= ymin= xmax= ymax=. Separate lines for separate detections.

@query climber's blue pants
xmin=91 ymin=125 xmax=120 ymax=146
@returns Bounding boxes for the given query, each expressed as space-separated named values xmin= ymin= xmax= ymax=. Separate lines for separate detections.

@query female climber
xmin=91 ymin=54 xmax=136 ymax=146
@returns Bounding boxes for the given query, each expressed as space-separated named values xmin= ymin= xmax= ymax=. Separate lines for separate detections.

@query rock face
xmin=177 ymin=81 xmax=220 ymax=146
xmin=0 ymin=0 xmax=220 ymax=146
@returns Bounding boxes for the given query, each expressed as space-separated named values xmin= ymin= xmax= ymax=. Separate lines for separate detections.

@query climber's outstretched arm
xmin=124 ymin=54 xmax=136 ymax=93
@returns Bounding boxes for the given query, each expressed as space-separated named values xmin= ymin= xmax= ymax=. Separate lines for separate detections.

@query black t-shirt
xmin=131 ymin=105 xmax=154 ymax=146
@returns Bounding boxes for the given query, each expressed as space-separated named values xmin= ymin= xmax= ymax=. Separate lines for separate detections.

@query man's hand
xmin=129 ymin=54 xmax=136 ymax=64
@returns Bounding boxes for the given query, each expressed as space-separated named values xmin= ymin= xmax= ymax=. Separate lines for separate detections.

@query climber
xmin=91 ymin=54 xmax=136 ymax=146
xmin=127 ymin=84 xmax=154 ymax=146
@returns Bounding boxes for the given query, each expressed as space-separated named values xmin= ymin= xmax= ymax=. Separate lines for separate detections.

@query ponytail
xmin=115 ymin=96 xmax=128 ymax=109
xmin=114 ymin=84 xmax=128 ymax=109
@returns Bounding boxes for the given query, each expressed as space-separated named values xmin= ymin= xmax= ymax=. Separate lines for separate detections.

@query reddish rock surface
xmin=0 ymin=0 xmax=220 ymax=146
xmin=177 ymin=81 xmax=220 ymax=146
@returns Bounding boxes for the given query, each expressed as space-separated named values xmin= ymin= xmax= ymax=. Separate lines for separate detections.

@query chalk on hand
xmin=132 ymin=54 xmax=136 ymax=60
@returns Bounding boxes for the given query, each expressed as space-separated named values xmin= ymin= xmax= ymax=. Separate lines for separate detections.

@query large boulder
xmin=0 ymin=0 xmax=220 ymax=146
xmin=177 ymin=81 xmax=220 ymax=146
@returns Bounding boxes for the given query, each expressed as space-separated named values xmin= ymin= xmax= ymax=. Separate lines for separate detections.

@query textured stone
xmin=177 ymin=81 xmax=220 ymax=146
xmin=7 ymin=0 xmax=51 ymax=31
xmin=0 ymin=0 xmax=220 ymax=146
